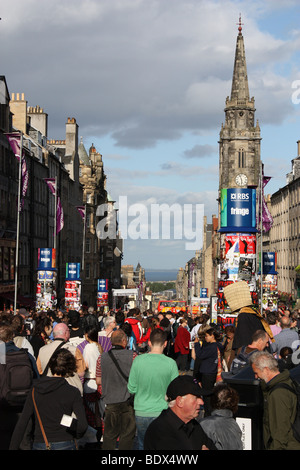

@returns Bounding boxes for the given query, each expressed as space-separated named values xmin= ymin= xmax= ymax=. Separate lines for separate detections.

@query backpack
xmin=0 ymin=348 xmax=34 ymax=407
xmin=230 ymin=346 xmax=257 ymax=375
xmin=270 ymin=379 xmax=300 ymax=442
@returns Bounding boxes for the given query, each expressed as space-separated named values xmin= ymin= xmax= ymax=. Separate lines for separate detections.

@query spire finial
xmin=237 ymin=14 xmax=243 ymax=35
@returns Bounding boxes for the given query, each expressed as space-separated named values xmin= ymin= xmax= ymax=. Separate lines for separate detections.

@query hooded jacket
xmin=125 ymin=317 xmax=144 ymax=344
xmin=9 ymin=376 xmax=88 ymax=449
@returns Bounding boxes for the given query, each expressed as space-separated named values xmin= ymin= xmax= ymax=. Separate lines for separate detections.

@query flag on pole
xmin=258 ymin=164 xmax=273 ymax=232
xmin=56 ymin=197 xmax=64 ymax=234
xmin=76 ymin=206 xmax=86 ymax=220
xmin=44 ymin=178 xmax=64 ymax=234
xmin=6 ymin=133 xmax=29 ymax=209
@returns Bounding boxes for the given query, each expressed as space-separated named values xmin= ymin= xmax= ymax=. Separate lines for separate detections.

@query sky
xmin=2 ymin=0 xmax=300 ymax=271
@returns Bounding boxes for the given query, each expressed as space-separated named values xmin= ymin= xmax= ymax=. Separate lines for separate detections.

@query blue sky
xmin=2 ymin=0 xmax=300 ymax=270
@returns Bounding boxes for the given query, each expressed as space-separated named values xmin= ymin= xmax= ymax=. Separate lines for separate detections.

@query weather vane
xmin=237 ymin=14 xmax=243 ymax=35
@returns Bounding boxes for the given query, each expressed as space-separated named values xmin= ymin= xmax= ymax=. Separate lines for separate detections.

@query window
xmin=238 ymin=149 xmax=246 ymax=168
xmin=86 ymin=263 xmax=90 ymax=279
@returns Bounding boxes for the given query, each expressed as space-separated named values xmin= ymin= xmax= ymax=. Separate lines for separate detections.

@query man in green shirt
xmin=128 ymin=328 xmax=179 ymax=450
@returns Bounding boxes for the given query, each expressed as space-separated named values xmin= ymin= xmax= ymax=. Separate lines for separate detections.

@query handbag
xmin=216 ymin=347 xmax=223 ymax=383
xmin=32 ymin=388 xmax=51 ymax=450
xmin=107 ymin=350 xmax=134 ymax=406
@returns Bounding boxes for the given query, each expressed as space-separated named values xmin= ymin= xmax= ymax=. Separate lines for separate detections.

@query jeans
xmin=102 ymin=401 xmax=136 ymax=450
xmin=135 ymin=415 xmax=156 ymax=450
xmin=32 ymin=440 xmax=77 ymax=450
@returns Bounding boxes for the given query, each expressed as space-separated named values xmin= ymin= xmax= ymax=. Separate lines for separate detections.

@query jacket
xmin=199 ymin=409 xmax=243 ymax=450
xmin=261 ymin=369 xmax=300 ymax=450
xmin=174 ymin=326 xmax=190 ymax=355
xmin=9 ymin=376 xmax=88 ymax=449
xmin=125 ymin=317 xmax=144 ymax=344
xmin=144 ymin=408 xmax=217 ymax=450
xmin=194 ymin=342 xmax=224 ymax=375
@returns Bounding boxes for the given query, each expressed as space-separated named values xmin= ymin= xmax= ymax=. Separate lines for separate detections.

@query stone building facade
xmin=265 ymin=146 xmax=300 ymax=299
xmin=8 ymin=92 xmax=84 ymax=305
xmin=0 ymin=77 xmax=19 ymax=306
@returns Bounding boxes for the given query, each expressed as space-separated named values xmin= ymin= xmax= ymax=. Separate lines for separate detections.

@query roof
xmin=78 ymin=138 xmax=90 ymax=166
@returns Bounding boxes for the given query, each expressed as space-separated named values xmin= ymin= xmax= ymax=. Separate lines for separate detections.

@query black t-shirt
xmin=144 ymin=408 xmax=217 ymax=451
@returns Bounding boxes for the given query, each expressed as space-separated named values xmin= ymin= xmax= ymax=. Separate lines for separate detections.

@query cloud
xmin=3 ymin=0 xmax=300 ymax=149
xmin=183 ymin=144 xmax=218 ymax=159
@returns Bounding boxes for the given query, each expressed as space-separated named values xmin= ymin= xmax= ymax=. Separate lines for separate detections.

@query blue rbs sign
xmin=66 ymin=263 xmax=81 ymax=280
xmin=220 ymin=188 xmax=257 ymax=233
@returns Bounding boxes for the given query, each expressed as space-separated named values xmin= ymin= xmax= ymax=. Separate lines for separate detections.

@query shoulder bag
xmin=32 ymin=388 xmax=51 ymax=450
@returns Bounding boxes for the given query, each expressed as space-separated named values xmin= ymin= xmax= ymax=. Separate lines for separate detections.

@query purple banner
xmin=76 ymin=206 xmax=85 ymax=220
xmin=258 ymin=165 xmax=273 ymax=233
xmin=6 ymin=133 xmax=29 ymax=209
xmin=44 ymin=178 xmax=64 ymax=234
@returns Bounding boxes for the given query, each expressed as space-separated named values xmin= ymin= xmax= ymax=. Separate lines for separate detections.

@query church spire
xmin=218 ymin=15 xmax=261 ymax=191
xmin=230 ymin=15 xmax=250 ymax=102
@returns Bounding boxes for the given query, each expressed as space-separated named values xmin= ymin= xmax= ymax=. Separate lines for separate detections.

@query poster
xmin=218 ymin=233 xmax=257 ymax=312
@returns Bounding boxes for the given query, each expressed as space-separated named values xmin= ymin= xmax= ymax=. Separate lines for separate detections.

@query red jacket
xmin=174 ymin=326 xmax=190 ymax=355
xmin=125 ymin=317 xmax=144 ymax=344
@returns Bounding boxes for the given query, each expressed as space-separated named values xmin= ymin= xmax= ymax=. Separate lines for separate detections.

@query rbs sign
xmin=220 ymin=188 xmax=256 ymax=233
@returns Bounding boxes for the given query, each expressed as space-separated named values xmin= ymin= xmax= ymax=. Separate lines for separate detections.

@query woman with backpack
xmin=9 ymin=348 xmax=88 ymax=450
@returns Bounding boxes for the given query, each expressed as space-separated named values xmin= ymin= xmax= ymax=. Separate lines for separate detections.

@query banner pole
xmin=260 ymin=161 xmax=263 ymax=316
xmin=82 ymin=204 xmax=86 ymax=271
xmin=14 ymin=131 xmax=23 ymax=315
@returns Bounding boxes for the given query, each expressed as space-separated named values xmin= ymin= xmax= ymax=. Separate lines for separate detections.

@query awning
xmin=0 ymin=292 xmax=35 ymax=307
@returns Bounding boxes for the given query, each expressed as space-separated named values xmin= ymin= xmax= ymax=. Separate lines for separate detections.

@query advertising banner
xmin=37 ymin=248 xmax=56 ymax=270
xmin=66 ymin=263 xmax=81 ymax=280
xmin=200 ymin=288 xmax=208 ymax=298
xmin=65 ymin=280 xmax=81 ymax=311
xmin=258 ymin=252 xmax=277 ymax=275
xmin=97 ymin=279 xmax=109 ymax=292
xmin=220 ymin=188 xmax=257 ymax=233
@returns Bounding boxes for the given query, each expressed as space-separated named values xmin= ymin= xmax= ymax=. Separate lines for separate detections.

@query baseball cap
xmin=166 ymin=375 xmax=212 ymax=401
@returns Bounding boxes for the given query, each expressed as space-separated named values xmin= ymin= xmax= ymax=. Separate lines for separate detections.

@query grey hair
xmin=250 ymin=350 xmax=279 ymax=372
xmin=103 ymin=316 xmax=116 ymax=329
xmin=167 ymin=395 xmax=187 ymax=408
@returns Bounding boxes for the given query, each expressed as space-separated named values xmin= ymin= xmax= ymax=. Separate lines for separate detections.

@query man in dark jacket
xmin=144 ymin=375 xmax=217 ymax=450
xmin=251 ymin=350 xmax=300 ymax=450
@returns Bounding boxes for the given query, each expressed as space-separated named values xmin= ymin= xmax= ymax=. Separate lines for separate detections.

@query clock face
xmin=235 ymin=173 xmax=248 ymax=186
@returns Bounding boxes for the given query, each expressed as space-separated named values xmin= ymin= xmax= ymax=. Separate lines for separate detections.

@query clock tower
xmin=219 ymin=17 xmax=261 ymax=191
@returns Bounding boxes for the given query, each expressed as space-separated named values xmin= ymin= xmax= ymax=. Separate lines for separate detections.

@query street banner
xmin=76 ymin=206 xmax=86 ymax=220
xmin=66 ymin=263 xmax=81 ymax=280
xmin=220 ymin=188 xmax=256 ymax=233
xmin=44 ymin=178 xmax=64 ymax=233
xmin=97 ymin=279 xmax=109 ymax=292
xmin=6 ymin=133 xmax=29 ymax=209
xmin=37 ymin=248 xmax=56 ymax=270
xmin=258 ymin=164 xmax=273 ymax=233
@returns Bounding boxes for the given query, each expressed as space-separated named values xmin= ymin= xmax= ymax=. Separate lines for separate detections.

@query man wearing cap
xmin=144 ymin=376 xmax=217 ymax=450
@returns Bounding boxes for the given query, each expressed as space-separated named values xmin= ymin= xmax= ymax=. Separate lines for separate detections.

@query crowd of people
xmin=1 ymin=284 xmax=300 ymax=451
